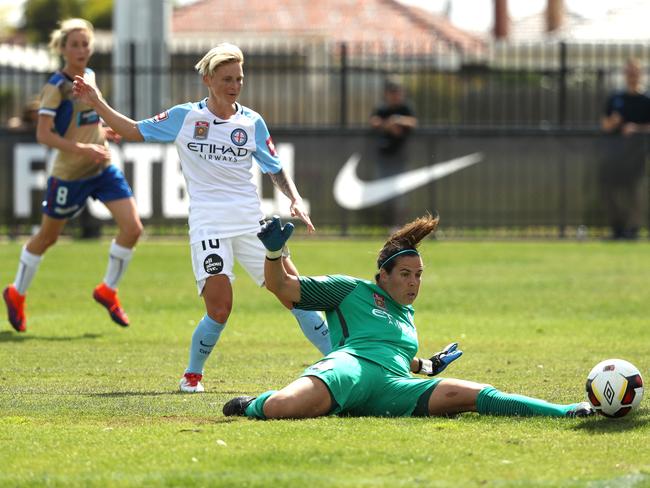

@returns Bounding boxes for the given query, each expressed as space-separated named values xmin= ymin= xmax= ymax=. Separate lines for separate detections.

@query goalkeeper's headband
xmin=379 ymin=249 xmax=419 ymax=269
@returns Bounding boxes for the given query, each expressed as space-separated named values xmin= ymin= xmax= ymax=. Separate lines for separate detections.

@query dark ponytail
xmin=375 ymin=213 xmax=439 ymax=280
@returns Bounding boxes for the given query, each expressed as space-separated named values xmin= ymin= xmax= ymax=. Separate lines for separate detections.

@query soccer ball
xmin=585 ymin=359 xmax=644 ymax=418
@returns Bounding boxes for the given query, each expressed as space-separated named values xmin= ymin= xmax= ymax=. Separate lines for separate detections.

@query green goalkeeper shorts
xmin=300 ymin=350 xmax=441 ymax=417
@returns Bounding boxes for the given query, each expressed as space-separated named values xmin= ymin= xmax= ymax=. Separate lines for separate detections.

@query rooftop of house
xmin=508 ymin=0 xmax=650 ymax=42
xmin=171 ymin=0 xmax=484 ymax=54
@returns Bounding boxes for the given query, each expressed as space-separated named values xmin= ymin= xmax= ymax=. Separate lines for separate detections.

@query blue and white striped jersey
xmin=137 ymin=100 xmax=282 ymax=242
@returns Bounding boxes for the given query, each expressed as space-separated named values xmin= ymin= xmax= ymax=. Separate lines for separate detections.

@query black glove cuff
xmin=429 ymin=355 xmax=443 ymax=375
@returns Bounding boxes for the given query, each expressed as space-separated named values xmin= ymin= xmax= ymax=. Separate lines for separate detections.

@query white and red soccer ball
xmin=586 ymin=359 xmax=644 ymax=418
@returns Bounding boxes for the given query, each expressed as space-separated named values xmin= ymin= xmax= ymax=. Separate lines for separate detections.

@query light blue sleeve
xmin=136 ymin=103 xmax=192 ymax=142
xmin=253 ymin=116 xmax=282 ymax=174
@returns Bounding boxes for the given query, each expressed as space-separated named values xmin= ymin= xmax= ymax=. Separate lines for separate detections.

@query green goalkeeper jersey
xmin=296 ymin=275 xmax=419 ymax=376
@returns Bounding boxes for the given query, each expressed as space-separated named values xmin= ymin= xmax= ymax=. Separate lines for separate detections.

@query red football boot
xmin=3 ymin=285 xmax=26 ymax=332
xmin=93 ymin=283 xmax=129 ymax=327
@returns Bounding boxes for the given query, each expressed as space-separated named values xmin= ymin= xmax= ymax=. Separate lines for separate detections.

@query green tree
xmin=22 ymin=0 xmax=83 ymax=43
xmin=82 ymin=0 xmax=113 ymax=30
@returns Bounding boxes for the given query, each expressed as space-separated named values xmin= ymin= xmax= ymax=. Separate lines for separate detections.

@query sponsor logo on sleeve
xmin=265 ymin=136 xmax=278 ymax=156
xmin=153 ymin=111 xmax=169 ymax=123
xmin=230 ymin=128 xmax=248 ymax=146
xmin=193 ymin=120 xmax=210 ymax=140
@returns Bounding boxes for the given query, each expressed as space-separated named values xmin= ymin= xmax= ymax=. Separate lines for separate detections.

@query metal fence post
xmin=340 ymin=42 xmax=348 ymax=129
xmin=129 ymin=41 xmax=136 ymax=119
xmin=339 ymin=42 xmax=349 ymax=236
xmin=558 ymin=41 xmax=568 ymax=238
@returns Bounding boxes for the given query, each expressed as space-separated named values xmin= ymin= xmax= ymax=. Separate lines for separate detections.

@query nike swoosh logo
xmin=333 ymin=152 xmax=483 ymax=210
xmin=213 ymin=120 xmax=228 ymax=125
xmin=314 ymin=321 xmax=326 ymax=331
xmin=199 ymin=340 xmax=216 ymax=347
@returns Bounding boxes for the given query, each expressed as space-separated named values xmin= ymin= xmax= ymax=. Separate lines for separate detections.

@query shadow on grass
xmin=87 ymin=391 xmax=179 ymax=397
xmin=0 ymin=331 xmax=102 ymax=343
xmin=87 ymin=389 xmax=246 ymax=398
xmin=572 ymin=412 xmax=648 ymax=433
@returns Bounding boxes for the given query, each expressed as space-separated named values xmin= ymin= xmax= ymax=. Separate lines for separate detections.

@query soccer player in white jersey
xmin=73 ymin=43 xmax=331 ymax=392
xmin=3 ymin=18 xmax=142 ymax=333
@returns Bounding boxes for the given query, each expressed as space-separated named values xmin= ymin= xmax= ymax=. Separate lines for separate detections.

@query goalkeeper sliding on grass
xmin=223 ymin=213 xmax=595 ymax=419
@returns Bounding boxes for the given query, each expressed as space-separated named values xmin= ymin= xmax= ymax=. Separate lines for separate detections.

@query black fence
xmin=1 ymin=40 xmax=649 ymax=238
xmin=2 ymin=40 xmax=650 ymax=129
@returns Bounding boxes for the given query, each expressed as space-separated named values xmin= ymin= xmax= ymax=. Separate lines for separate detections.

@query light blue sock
xmin=291 ymin=308 xmax=331 ymax=355
xmin=185 ymin=314 xmax=225 ymax=374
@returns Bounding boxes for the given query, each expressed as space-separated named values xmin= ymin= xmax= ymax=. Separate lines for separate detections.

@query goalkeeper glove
xmin=257 ymin=215 xmax=294 ymax=260
xmin=417 ymin=342 xmax=463 ymax=376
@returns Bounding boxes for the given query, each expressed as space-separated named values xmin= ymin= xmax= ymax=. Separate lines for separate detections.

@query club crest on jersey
xmin=153 ymin=111 xmax=169 ymax=123
xmin=266 ymin=136 xmax=278 ymax=156
xmin=373 ymin=293 xmax=386 ymax=309
xmin=230 ymin=128 xmax=248 ymax=146
xmin=194 ymin=120 xmax=210 ymax=140
xmin=204 ymin=254 xmax=224 ymax=275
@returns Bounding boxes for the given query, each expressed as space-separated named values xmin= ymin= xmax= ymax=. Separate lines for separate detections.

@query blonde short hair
xmin=48 ymin=18 xmax=94 ymax=55
xmin=195 ymin=43 xmax=244 ymax=76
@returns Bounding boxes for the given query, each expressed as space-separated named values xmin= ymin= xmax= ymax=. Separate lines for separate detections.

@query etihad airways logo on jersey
xmin=186 ymin=142 xmax=249 ymax=161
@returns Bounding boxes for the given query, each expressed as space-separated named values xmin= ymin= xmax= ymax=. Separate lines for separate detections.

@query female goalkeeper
xmin=223 ymin=213 xmax=594 ymax=419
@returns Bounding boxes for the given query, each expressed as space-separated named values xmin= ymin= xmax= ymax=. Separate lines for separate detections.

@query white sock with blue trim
xmin=13 ymin=246 xmax=42 ymax=295
xmin=103 ymin=240 xmax=134 ymax=289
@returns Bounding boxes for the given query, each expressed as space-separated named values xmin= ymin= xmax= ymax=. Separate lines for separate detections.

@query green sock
xmin=244 ymin=391 xmax=276 ymax=419
xmin=476 ymin=387 xmax=577 ymax=417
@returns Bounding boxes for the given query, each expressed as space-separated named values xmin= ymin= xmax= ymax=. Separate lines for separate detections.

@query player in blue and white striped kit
xmin=73 ymin=43 xmax=331 ymax=392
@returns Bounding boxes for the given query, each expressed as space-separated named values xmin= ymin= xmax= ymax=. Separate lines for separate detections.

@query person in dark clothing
xmin=369 ymin=80 xmax=418 ymax=227
xmin=600 ymin=59 xmax=650 ymax=240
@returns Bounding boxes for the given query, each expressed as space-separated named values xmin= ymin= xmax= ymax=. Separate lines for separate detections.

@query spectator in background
xmin=600 ymin=58 xmax=650 ymax=240
xmin=369 ymin=79 xmax=418 ymax=228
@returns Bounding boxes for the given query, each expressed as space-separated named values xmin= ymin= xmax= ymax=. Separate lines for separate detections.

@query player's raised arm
xmin=72 ymin=75 xmax=143 ymax=142
xmin=257 ymin=216 xmax=301 ymax=303
xmin=268 ymin=169 xmax=315 ymax=233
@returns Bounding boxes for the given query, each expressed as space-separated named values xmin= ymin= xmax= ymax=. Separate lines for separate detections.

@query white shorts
xmin=190 ymin=232 xmax=266 ymax=295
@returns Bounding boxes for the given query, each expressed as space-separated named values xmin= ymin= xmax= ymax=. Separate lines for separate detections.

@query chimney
xmin=494 ymin=0 xmax=509 ymax=40
xmin=546 ymin=0 xmax=564 ymax=33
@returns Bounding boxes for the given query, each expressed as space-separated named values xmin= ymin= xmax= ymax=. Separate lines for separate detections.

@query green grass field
xmin=1 ymin=238 xmax=649 ymax=487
